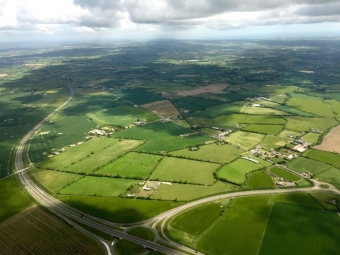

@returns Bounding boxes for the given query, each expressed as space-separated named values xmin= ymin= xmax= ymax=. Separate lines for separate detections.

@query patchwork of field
xmin=269 ymin=167 xmax=301 ymax=182
xmin=175 ymin=84 xmax=228 ymax=96
xmin=0 ymin=206 xmax=104 ymax=255
xmin=113 ymin=121 xmax=211 ymax=152
xmin=186 ymin=103 xmax=242 ymax=119
xmin=241 ymin=124 xmax=283 ymax=135
xmin=286 ymin=98 xmax=334 ymax=118
xmin=224 ymin=131 xmax=264 ymax=150
xmin=96 ymin=152 xmax=162 ymax=178
xmin=314 ymin=124 xmax=340 ymax=153
xmin=240 ymin=106 xmax=288 ymax=115
xmin=304 ymin=149 xmax=340 ymax=168
xmin=170 ymin=143 xmax=242 ymax=163
xmin=284 ymin=116 xmax=338 ymax=132
xmin=261 ymin=135 xmax=292 ymax=149
xmin=86 ymin=104 xmax=159 ymax=126
xmin=217 ymin=158 xmax=264 ymax=185
xmin=152 ymin=157 xmax=219 ymax=185
xmin=142 ymin=100 xmax=179 ymax=118
xmin=167 ymin=192 xmax=335 ymax=255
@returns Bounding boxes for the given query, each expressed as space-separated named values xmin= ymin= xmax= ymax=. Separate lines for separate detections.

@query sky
xmin=1 ymin=0 xmax=340 ymax=42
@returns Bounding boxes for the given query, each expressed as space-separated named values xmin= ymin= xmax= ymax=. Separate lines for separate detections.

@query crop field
xmin=258 ymin=203 xmax=340 ymax=255
xmin=287 ymin=98 xmax=334 ymax=118
xmin=0 ymin=206 xmax=104 ymax=255
xmin=113 ymin=121 xmax=211 ymax=152
xmin=28 ymin=115 xmax=96 ymax=163
xmin=217 ymin=159 xmax=264 ymax=184
xmin=224 ymin=131 xmax=264 ymax=150
xmin=170 ymin=143 xmax=242 ymax=163
xmin=186 ymin=103 xmax=242 ymax=119
xmin=0 ymin=177 xmax=33 ymax=222
xmin=96 ymin=152 xmax=162 ymax=178
xmin=314 ymin=124 xmax=340 ymax=153
xmin=61 ymin=195 xmax=181 ymax=223
xmin=261 ymin=135 xmax=292 ymax=149
xmin=30 ymin=168 xmax=83 ymax=192
xmin=151 ymin=182 xmax=239 ymax=201
xmin=269 ymin=167 xmax=301 ymax=182
xmin=152 ymin=157 xmax=218 ymax=185
xmin=85 ymin=104 xmax=158 ymax=126
xmin=39 ymin=138 xmax=121 ymax=170
xmin=301 ymin=132 xmax=320 ymax=143
xmin=304 ymin=149 xmax=340 ymax=168
xmin=284 ymin=116 xmax=338 ymax=132
xmin=197 ymin=196 xmax=272 ymax=255
xmin=60 ymin=176 xmax=140 ymax=197
xmin=244 ymin=170 xmax=275 ymax=189
xmin=142 ymin=100 xmax=179 ymax=118
xmin=50 ymin=139 xmax=142 ymax=173
xmin=240 ymin=106 xmax=288 ymax=115
xmin=288 ymin=157 xmax=332 ymax=175
xmin=316 ymin=167 xmax=340 ymax=189
xmin=242 ymin=124 xmax=283 ymax=135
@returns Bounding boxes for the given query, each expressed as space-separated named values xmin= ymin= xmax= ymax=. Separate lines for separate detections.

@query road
xmin=14 ymin=85 xmax=340 ymax=255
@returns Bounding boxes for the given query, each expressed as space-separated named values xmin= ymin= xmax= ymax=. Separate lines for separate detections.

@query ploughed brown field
xmin=142 ymin=100 xmax=179 ymax=118
xmin=314 ymin=124 xmax=340 ymax=153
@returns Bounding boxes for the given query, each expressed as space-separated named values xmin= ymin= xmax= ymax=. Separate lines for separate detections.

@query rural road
xmin=14 ymin=85 xmax=340 ymax=255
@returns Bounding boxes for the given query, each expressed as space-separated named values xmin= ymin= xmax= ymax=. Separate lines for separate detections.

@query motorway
xmin=14 ymin=85 xmax=340 ymax=255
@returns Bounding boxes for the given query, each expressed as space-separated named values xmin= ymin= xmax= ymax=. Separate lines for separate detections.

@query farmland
xmin=152 ymin=157 xmax=219 ymax=185
xmin=243 ymin=170 xmax=275 ymax=189
xmin=241 ymin=124 xmax=283 ymax=135
xmin=224 ymin=131 xmax=264 ymax=150
xmin=0 ymin=206 xmax=104 ymax=255
xmin=288 ymin=157 xmax=332 ymax=175
xmin=269 ymin=167 xmax=301 ymax=182
xmin=170 ymin=143 xmax=242 ymax=163
xmin=314 ymin=124 xmax=340 ymax=153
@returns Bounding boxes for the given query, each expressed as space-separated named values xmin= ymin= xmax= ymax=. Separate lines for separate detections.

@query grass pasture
xmin=242 ymin=124 xmax=283 ymax=135
xmin=301 ymin=132 xmax=320 ymax=143
xmin=287 ymin=98 xmax=334 ymax=118
xmin=152 ymin=157 xmax=218 ymax=185
xmin=288 ymin=157 xmax=332 ymax=175
xmin=0 ymin=206 xmax=104 ymax=255
xmin=269 ymin=167 xmax=301 ymax=182
xmin=61 ymin=196 xmax=180 ymax=223
xmin=186 ymin=103 xmax=242 ymax=119
xmin=274 ymin=105 xmax=317 ymax=117
xmin=30 ymin=168 xmax=83 ymax=192
xmin=304 ymin=149 xmax=340 ymax=168
xmin=258 ymin=203 xmax=340 ymax=255
xmin=127 ymin=227 xmax=155 ymax=241
xmin=97 ymin=152 xmax=162 ymax=178
xmin=113 ymin=121 xmax=211 ymax=152
xmin=240 ymin=106 xmax=288 ymax=115
xmin=0 ymin=177 xmax=33 ymax=222
xmin=217 ymin=158 xmax=264 ymax=185
xmin=284 ymin=116 xmax=338 ymax=132
xmin=316 ymin=167 xmax=340 ymax=189
xmin=244 ymin=170 xmax=275 ymax=189
xmin=170 ymin=143 xmax=242 ymax=164
xmin=224 ymin=131 xmax=264 ymax=150
xmin=114 ymin=239 xmax=145 ymax=255
xmin=86 ymin=104 xmax=158 ymax=126
xmin=151 ymin=182 xmax=239 ymax=201
xmin=261 ymin=135 xmax=292 ymax=149
xmin=60 ymin=177 xmax=140 ymax=197
xmin=61 ymin=139 xmax=142 ymax=173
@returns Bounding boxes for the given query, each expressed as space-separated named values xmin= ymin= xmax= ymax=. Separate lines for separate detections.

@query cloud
xmin=1 ymin=0 xmax=340 ymax=37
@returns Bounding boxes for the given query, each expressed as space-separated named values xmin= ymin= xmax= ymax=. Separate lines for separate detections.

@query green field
xmin=284 ymin=116 xmax=338 ymax=132
xmin=96 ymin=152 xmax=162 ymax=178
xmin=60 ymin=177 xmax=140 ymax=197
xmin=197 ymin=196 xmax=272 ymax=255
xmin=127 ymin=227 xmax=155 ymax=241
xmin=170 ymin=143 xmax=242 ymax=163
xmin=258 ymin=203 xmax=340 ymax=255
xmin=269 ymin=167 xmax=301 ymax=182
xmin=224 ymin=131 xmax=264 ymax=150
xmin=30 ymin=168 xmax=83 ymax=192
xmin=217 ymin=158 xmax=264 ymax=184
xmin=152 ymin=157 xmax=218 ymax=185
xmin=186 ymin=103 xmax=242 ymax=119
xmin=287 ymin=98 xmax=335 ymax=118
xmin=288 ymin=157 xmax=332 ymax=175
xmin=113 ymin=121 xmax=211 ymax=152
xmin=0 ymin=177 xmax=33 ymax=222
xmin=316 ymin=167 xmax=340 ymax=189
xmin=242 ymin=124 xmax=283 ymax=135
xmin=241 ymin=115 xmax=286 ymax=125
xmin=244 ymin=170 xmax=275 ymax=189
xmin=261 ymin=135 xmax=292 ymax=149
xmin=304 ymin=149 xmax=340 ymax=168
xmin=60 ymin=195 xmax=181 ymax=223
xmin=28 ymin=115 xmax=97 ymax=163
xmin=301 ymin=132 xmax=320 ymax=143
xmin=114 ymin=239 xmax=145 ymax=255
xmin=86 ymin=104 xmax=158 ymax=126
xmin=39 ymin=138 xmax=122 ymax=170
xmin=240 ymin=106 xmax=288 ymax=115
xmin=151 ymin=182 xmax=239 ymax=201
xmin=278 ymin=129 xmax=302 ymax=138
